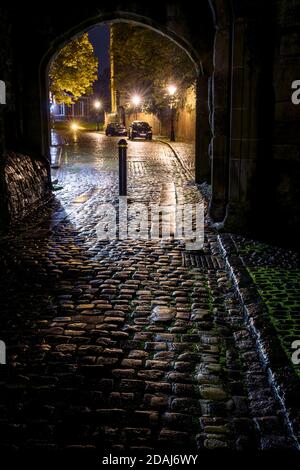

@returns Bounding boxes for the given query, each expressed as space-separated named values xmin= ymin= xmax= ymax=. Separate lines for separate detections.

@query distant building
xmin=50 ymin=96 xmax=92 ymax=122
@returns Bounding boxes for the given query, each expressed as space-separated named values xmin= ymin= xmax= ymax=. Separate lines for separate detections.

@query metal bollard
xmin=118 ymin=139 xmax=128 ymax=196
xmin=118 ymin=139 xmax=127 ymax=196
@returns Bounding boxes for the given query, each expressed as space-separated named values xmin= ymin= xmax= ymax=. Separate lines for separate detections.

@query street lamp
xmin=94 ymin=100 xmax=102 ymax=131
xmin=131 ymin=94 xmax=141 ymax=120
xmin=167 ymin=85 xmax=177 ymax=142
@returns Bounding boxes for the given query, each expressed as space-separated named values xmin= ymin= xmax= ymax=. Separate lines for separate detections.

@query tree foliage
xmin=112 ymin=24 xmax=196 ymax=113
xmin=49 ymin=33 xmax=98 ymax=106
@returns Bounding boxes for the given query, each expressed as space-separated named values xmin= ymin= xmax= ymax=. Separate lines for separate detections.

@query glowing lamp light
xmin=70 ymin=122 xmax=78 ymax=131
xmin=131 ymin=95 xmax=141 ymax=106
xmin=94 ymin=100 xmax=101 ymax=109
xmin=167 ymin=85 xmax=177 ymax=96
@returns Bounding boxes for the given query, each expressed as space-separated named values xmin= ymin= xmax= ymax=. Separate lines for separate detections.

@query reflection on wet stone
xmin=0 ymin=132 xmax=296 ymax=453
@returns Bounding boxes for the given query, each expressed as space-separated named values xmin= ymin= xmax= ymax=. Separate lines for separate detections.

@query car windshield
xmin=134 ymin=122 xmax=150 ymax=130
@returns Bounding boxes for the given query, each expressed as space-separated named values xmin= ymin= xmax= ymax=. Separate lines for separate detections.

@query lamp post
xmin=167 ymin=85 xmax=177 ymax=142
xmin=94 ymin=100 xmax=102 ymax=131
xmin=131 ymin=94 xmax=141 ymax=120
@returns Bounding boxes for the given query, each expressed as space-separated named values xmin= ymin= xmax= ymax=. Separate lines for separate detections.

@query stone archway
xmin=1 ymin=1 xmax=298 ymax=242
xmin=3 ymin=2 xmax=239 ymax=228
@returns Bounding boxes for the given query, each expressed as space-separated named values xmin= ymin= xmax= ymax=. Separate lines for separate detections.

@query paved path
xmin=0 ymin=132 xmax=297 ymax=454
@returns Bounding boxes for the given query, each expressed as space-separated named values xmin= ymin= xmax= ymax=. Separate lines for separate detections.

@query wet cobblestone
xmin=229 ymin=236 xmax=300 ymax=378
xmin=0 ymin=132 xmax=297 ymax=453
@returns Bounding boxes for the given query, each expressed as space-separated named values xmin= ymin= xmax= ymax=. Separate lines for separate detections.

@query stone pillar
xmin=209 ymin=25 xmax=232 ymax=221
xmin=17 ymin=51 xmax=51 ymax=187
xmin=21 ymin=63 xmax=50 ymax=160
xmin=224 ymin=18 xmax=261 ymax=231
xmin=195 ymin=74 xmax=211 ymax=183
xmin=271 ymin=0 xmax=300 ymax=244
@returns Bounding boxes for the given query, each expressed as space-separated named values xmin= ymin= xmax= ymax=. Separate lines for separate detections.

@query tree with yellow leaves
xmin=49 ymin=33 xmax=98 ymax=106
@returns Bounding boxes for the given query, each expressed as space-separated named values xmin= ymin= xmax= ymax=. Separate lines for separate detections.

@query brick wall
xmin=125 ymin=113 xmax=162 ymax=135
xmin=176 ymin=86 xmax=196 ymax=141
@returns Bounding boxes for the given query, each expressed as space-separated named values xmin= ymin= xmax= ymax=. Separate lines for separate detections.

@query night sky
xmin=88 ymin=24 xmax=110 ymax=76
xmin=88 ymin=24 xmax=111 ymax=107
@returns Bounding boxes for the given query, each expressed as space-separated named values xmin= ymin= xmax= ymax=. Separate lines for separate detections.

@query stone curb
xmin=217 ymin=233 xmax=300 ymax=449
xmin=156 ymin=139 xmax=212 ymax=206
xmin=155 ymin=139 xmax=194 ymax=180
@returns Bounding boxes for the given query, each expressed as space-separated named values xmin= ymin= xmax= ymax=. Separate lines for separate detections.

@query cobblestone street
xmin=0 ymin=132 xmax=298 ymax=456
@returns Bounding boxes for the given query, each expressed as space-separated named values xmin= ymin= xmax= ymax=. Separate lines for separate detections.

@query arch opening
xmin=40 ymin=13 xmax=214 ymax=190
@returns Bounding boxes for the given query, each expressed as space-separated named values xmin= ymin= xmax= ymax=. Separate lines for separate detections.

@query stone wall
xmin=176 ymin=86 xmax=196 ymax=141
xmin=272 ymin=0 xmax=300 ymax=243
xmin=0 ymin=8 xmax=51 ymax=228
xmin=125 ymin=112 xmax=162 ymax=135
xmin=4 ymin=153 xmax=50 ymax=224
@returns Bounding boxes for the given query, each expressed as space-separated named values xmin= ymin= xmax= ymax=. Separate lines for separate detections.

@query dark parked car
xmin=128 ymin=121 xmax=152 ymax=140
xmin=105 ymin=122 xmax=127 ymax=136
